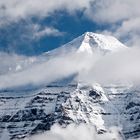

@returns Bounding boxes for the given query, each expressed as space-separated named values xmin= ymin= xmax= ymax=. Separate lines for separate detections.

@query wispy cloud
xmin=33 ymin=26 xmax=65 ymax=39
xmin=0 ymin=0 xmax=92 ymax=26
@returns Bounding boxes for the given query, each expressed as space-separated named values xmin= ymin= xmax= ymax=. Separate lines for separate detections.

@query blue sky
xmin=33 ymin=11 xmax=108 ymax=54
xmin=0 ymin=11 xmax=105 ymax=55
xmin=0 ymin=0 xmax=140 ymax=55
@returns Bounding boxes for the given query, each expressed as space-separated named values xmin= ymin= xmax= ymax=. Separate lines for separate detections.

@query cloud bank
xmin=0 ymin=46 xmax=140 ymax=89
xmin=26 ymin=124 xmax=122 ymax=140
xmin=0 ymin=0 xmax=92 ymax=26
xmin=77 ymin=48 xmax=140 ymax=85
xmin=0 ymin=50 xmax=99 ymax=89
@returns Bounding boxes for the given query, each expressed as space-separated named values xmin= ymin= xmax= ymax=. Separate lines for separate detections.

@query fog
xmin=77 ymin=47 xmax=140 ymax=85
xmin=0 ymin=50 xmax=99 ymax=89
xmin=0 ymin=47 xmax=140 ymax=89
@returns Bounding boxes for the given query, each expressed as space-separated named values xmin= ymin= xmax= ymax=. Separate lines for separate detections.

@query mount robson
xmin=0 ymin=32 xmax=140 ymax=140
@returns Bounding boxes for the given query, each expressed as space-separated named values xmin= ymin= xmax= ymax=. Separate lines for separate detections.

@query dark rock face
xmin=0 ymin=84 xmax=140 ymax=140
xmin=89 ymin=90 xmax=101 ymax=100
xmin=126 ymin=102 xmax=140 ymax=110
xmin=0 ymin=86 xmax=74 ymax=139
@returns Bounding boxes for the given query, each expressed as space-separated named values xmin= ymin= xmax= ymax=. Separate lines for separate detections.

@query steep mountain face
xmin=0 ymin=84 xmax=139 ymax=140
xmin=0 ymin=86 xmax=75 ymax=139
xmin=0 ymin=32 xmax=139 ymax=140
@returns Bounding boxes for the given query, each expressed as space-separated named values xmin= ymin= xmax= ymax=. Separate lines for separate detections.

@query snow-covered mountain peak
xmin=42 ymin=32 xmax=127 ymax=58
xmin=78 ymin=32 xmax=127 ymax=54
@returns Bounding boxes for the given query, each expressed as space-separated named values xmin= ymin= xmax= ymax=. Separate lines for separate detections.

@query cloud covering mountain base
xmin=0 ymin=46 xmax=140 ymax=89
xmin=26 ymin=124 xmax=122 ymax=140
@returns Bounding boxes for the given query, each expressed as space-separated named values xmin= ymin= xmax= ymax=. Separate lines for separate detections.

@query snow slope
xmin=43 ymin=32 xmax=127 ymax=56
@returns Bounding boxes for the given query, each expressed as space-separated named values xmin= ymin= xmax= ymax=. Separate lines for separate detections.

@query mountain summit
xmin=78 ymin=32 xmax=127 ymax=53
xmin=53 ymin=32 xmax=127 ymax=54
xmin=43 ymin=32 xmax=127 ymax=57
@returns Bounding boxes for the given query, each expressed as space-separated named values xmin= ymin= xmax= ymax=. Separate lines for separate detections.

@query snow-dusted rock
xmin=0 ymin=32 xmax=139 ymax=140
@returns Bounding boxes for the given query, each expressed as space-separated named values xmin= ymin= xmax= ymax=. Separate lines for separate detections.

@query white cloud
xmin=0 ymin=0 xmax=92 ymax=26
xmin=26 ymin=124 xmax=122 ymax=140
xmin=77 ymin=48 xmax=140 ymax=85
xmin=0 ymin=52 xmax=33 ymax=75
xmin=87 ymin=0 xmax=140 ymax=24
xmin=85 ymin=0 xmax=140 ymax=47
xmin=0 ymin=50 xmax=100 ymax=89
xmin=34 ymin=26 xmax=64 ymax=39
xmin=0 ymin=47 xmax=140 ymax=89
xmin=0 ymin=0 xmax=91 ymax=39
xmin=113 ymin=18 xmax=140 ymax=47
xmin=1 ymin=0 xmax=139 ymax=29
